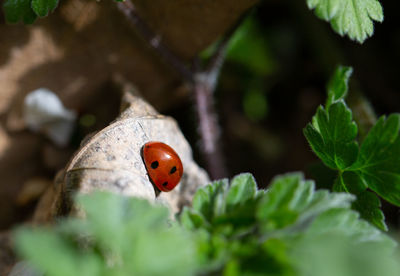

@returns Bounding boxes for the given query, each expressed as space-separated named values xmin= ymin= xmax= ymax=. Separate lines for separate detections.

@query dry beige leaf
xmin=0 ymin=0 xmax=256 ymax=226
xmin=36 ymin=84 xmax=209 ymax=221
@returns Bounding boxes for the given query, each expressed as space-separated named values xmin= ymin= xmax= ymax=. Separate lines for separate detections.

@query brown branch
xmin=117 ymin=0 xmax=250 ymax=179
xmin=193 ymin=74 xmax=228 ymax=178
xmin=190 ymin=14 xmax=247 ymax=178
xmin=116 ymin=0 xmax=194 ymax=83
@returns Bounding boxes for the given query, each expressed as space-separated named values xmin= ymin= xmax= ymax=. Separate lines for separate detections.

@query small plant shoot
xmin=304 ymin=65 xmax=400 ymax=230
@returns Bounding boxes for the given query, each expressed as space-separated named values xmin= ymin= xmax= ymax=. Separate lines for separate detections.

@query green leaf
xmin=14 ymin=175 xmax=400 ymax=276
xmin=223 ymin=259 xmax=240 ymax=276
xmin=15 ymin=192 xmax=199 ymax=276
xmin=129 ymin=225 xmax=197 ymax=276
xmin=290 ymin=208 xmax=397 ymax=276
xmin=3 ymin=0 xmax=37 ymax=24
xmin=304 ymin=101 xmax=359 ymax=170
xmin=351 ymin=114 xmax=400 ymax=206
xmin=291 ymin=232 xmax=399 ymax=276
xmin=306 ymin=0 xmax=384 ymax=43
xmin=326 ymin=66 xmax=353 ymax=108
xmin=352 ymin=190 xmax=387 ymax=231
xmin=14 ymin=229 xmax=102 ymax=276
xmin=304 ymin=66 xmax=400 ymax=229
xmin=225 ymin=173 xmax=257 ymax=211
xmin=332 ymin=172 xmax=387 ymax=230
xmin=257 ymin=173 xmax=305 ymax=228
xmin=192 ymin=179 xmax=229 ymax=221
xmin=31 ymin=0 xmax=59 ymax=17
xmin=190 ymin=176 xmax=261 ymax=236
xmin=75 ymin=192 xmax=171 ymax=254
xmin=305 ymin=208 xmax=390 ymax=243
xmin=257 ymin=172 xmax=354 ymax=231
xmin=180 ymin=207 xmax=207 ymax=230
xmin=333 ymin=171 xmax=367 ymax=194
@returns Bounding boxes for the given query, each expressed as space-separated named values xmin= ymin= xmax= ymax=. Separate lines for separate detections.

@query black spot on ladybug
xmin=170 ymin=166 xmax=177 ymax=174
xmin=151 ymin=161 xmax=159 ymax=169
xmin=162 ymin=182 xmax=168 ymax=187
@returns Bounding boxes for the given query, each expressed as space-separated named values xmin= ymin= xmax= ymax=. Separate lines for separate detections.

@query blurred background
xmin=0 ymin=0 xmax=399 ymax=232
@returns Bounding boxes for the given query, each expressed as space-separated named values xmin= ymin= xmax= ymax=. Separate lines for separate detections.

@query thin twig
xmin=117 ymin=0 xmax=249 ymax=179
xmin=116 ymin=0 xmax=194 ymax=83
xmin=190 ymin=14 xmax=247 ymax=178
xmin=193 ymin=74 xmax=228 ymax=178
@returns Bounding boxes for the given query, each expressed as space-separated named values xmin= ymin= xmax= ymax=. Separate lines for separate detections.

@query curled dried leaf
xmin=35 ymin=85 xmax=209 ymax=221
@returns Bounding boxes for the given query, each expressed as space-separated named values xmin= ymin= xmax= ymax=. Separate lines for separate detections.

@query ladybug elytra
xmin=142 ymin=141 xmax=183 ymax=192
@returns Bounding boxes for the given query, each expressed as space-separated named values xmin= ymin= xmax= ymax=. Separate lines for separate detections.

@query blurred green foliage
xmin=242 ymin=81 xmax=268 ymax=121
xmin=15 ymin=193 xmax=198 ymax=276
xmin=205 ymin=17 xmax=276 ymax=122
xmin=226 ymin=18 xmax=276 ymax=76
xmin=3 ymin=0 xmax=58 ymax=23
xmin=15 ymin=173 xmax=400 ymax=276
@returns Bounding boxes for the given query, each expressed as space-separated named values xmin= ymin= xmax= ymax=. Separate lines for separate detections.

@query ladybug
xmin=141 ymin=141 xmax=183 ymax=192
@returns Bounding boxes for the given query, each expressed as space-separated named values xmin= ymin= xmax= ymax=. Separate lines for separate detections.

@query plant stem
xmin=116 ymin=0 xmax=193 ymax=82
xmin=193 ymin=73 xmax=228 ymax=178
xmin=117 ymin=0 xmax=246 ymax=179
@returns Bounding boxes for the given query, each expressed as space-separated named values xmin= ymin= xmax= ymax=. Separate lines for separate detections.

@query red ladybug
xmin=142 ymin=141 xmax=183 ymax=192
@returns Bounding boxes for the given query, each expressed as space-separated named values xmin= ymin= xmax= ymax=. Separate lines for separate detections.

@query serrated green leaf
xmin=306 ymin=0 xmax=384 ymax=43
xmin=304 ymin=101 xmax=359 ymax=170
xmin=352 ymin=190 xmax=387 ymax=231
xmin=253 ymin=172 xmax=396 ymax=276
xmin=180 ymin=207 xmax=207 ymax=230
xmin=332 ymin=172 xmax=386 ymax=230
xmin=225 ymin=173 xmax=257 ymax=211
xmin=3 ymin=0 xmax=37 ymax=24
xmin=304 ymin=66 xmax=395 ymax=229
xmin=192 ymin=179 xmax=229 ymax=221
xmin=257 ymin=173 xmax=354 ymax=231
xmin=213 ymin=200 xmax=259 ymax=233
xmin=257 ymin=173 xmax=305 ymax=221
xmin=31 ymin=0 xmax=59 ymax=17
xmin=326 ymin=66 xmax=353 ymax=108
xmin=351 ymin=114 xmax=400 ymax=206
xmin=191 ymin=176 xmax=260 ymax=235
